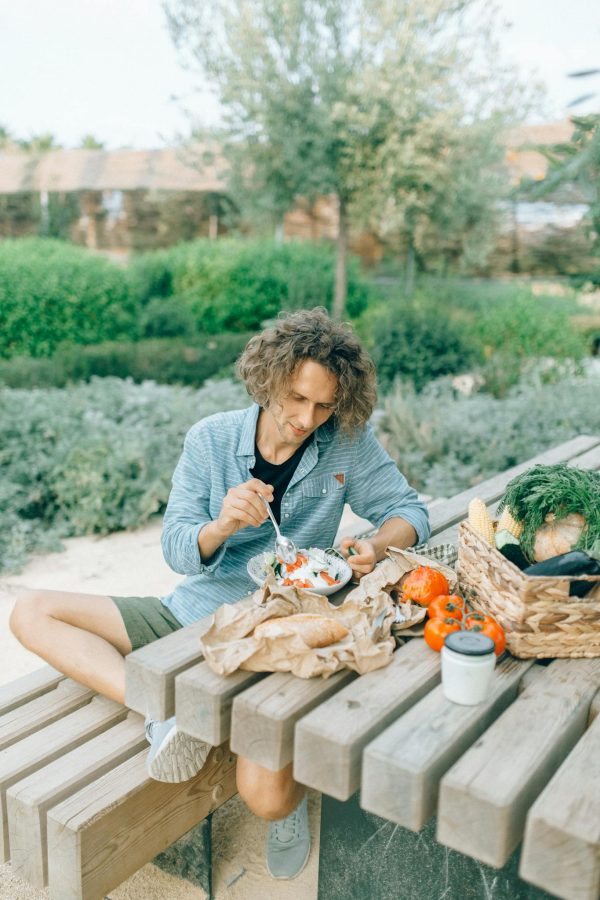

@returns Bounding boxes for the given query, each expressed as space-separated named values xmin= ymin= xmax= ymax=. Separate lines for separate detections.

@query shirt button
xmin=321 ymin=488 xmax=327 ymax=494
xmin=284 ymin=513 xmax=290 ymax=518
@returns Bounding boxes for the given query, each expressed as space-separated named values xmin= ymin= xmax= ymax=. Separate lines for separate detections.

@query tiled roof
xmin=0 ymin=146 xmax=226 ymax=194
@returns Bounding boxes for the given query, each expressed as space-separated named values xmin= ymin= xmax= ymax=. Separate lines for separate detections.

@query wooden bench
xmin=1 ymin=433 xmax=599 ymax=899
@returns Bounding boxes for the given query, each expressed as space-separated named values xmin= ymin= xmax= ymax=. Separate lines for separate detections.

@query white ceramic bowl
xmin=246 ymin=548 xmax=353 ymax=597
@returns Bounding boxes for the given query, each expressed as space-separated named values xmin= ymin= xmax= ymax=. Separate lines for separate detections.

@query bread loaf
xmin=253 ymin=613 xmax=349 ymax=648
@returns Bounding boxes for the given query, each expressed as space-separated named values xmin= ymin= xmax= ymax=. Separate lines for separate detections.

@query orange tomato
xmin=319 ymin=570 xmax=339 ymax=586
xmin=402 ymin=566 xmax=450 ymax=607
xmin=465 ymin=612 xmax=506 ymax=656
xmin=428 ymin=595 xmax=464 ymax=621
xmin=424 ymin=617 xmax=462 ymax=652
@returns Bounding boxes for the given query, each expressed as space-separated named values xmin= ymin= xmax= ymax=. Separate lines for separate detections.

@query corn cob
xmin=468 ymin=498 xmax=495 ymax=546
xmin=496 ymin=505 xmax=524 ymax=540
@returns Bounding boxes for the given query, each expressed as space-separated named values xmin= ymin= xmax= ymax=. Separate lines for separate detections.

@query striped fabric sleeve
xmin=161 ymin=426 xmax=227 ymax=576
xmin=346 ymin=425 xmax=431 ymax=545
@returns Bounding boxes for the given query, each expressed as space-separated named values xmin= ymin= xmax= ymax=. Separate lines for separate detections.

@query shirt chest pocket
xmin=301 ymin=473 xmax=346 ymax=510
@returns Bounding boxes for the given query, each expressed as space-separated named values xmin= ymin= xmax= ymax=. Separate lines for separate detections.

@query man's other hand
xmin=340 ymin=537 xmax=377 ymax=581
xmin=216 ymin=478 xmax=275 ymax=537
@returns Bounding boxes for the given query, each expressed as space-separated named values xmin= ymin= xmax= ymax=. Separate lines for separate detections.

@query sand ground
xmin=0 ymin=506 xmax=373 ymax=900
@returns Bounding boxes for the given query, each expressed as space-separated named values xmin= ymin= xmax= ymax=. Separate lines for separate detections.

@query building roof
xmin=0 ymin=146 xmax=226 ymax=194
xmin=503 ymin=120 xmax=575 ymax=182
xmin=0 ymin=122 xmax=577 ymax=194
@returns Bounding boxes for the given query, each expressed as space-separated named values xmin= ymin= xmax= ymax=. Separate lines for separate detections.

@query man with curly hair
xmin=11 ymin=308 xmax=429 ymax=880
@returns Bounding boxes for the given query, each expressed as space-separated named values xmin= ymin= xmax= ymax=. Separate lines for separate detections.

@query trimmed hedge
xmin=128 ymin=238 xmax=371 ymax=332
xmin=0 ymin=332 xmax=253 ymax=389
xmin=0 ymin=238 xmax=139 ymax=357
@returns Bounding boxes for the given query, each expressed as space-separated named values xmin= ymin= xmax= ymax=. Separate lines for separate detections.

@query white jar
xmin=441 ymin=631 xmax=496 ymax=706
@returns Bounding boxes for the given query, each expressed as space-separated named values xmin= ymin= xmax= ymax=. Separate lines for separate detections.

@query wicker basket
xmin=457 ymin=520 xmax=600 ymax=659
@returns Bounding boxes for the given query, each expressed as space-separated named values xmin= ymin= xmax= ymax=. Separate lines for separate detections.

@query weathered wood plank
xmin=231 ymin=668 xmax=357 ymax=771
xmin=437 ymin=658 xmax=600 ymax=868
xmin=0 ymin=679 xmax=94 ymax=753
xmin=589 ymin=688 xmax=600 ymax=726
xmin=0 ymin=666 xmax=64 ymax=716
xmin=428 ymin=434 xmax=600 ymax=535
xmin=46 ymin=743 xmax=237 ymax=900
xmin=294 ymin=640 xmax=440 ymax=800
xmin=571 ymin=443 xmax=600 ymax=471
xmin=361 ymin=656 xmax=532 ymax=831
xmin=125 ymin=618 xmax=210 ymax=721
xmin=519 ymin=712 xmax=600 ymax=900
xmin=7 ymin=713 xmax=146 ymax=888
xmin=175 ymin=662 xmax=265 ymax=745
xmin=0 ymin=695 xmax=125 ymax=862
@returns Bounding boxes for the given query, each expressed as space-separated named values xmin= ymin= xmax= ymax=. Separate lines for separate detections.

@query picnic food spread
xmin=253 ymin=613 xmax=350 ymax=648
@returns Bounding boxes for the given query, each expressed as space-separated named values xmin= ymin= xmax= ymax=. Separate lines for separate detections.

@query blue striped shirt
xmin=161 ymin=404 xmax=430 ymax=626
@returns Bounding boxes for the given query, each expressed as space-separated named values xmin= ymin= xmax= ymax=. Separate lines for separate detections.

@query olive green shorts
xmin=111 ymin=595 xmax=183 ymax=652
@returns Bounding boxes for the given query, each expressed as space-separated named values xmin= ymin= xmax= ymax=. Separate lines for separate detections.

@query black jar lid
xmin=444 ymin=631 xmax=495 ymax=656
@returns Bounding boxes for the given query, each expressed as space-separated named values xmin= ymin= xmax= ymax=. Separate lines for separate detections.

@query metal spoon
xmin=258 ymin=494 xmax=297 ymax=564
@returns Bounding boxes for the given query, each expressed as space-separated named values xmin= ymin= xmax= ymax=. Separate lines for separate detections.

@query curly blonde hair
xmin=236 ymin=308 xmax=377 ymax=432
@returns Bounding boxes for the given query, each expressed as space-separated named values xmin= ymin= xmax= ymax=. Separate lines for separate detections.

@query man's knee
xmin=236 ymin=760 xmax=298 ymax=820
xmin=10 ymin=591 xmax=50 ymax=645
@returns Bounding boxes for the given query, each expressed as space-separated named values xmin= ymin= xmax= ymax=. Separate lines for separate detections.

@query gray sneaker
xmin=145 ymin=716 xmax=211 ymax=783
xmin=266 ymin=794 xmax=311 ymax=879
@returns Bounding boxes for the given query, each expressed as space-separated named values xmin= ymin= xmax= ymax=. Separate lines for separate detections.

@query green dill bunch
xmin=497 ymin=463 xmax=600 ymax=562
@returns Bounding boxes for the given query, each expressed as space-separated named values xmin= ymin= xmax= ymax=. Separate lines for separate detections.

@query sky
xmin=0 ymin=0 xmax=599 ymax=150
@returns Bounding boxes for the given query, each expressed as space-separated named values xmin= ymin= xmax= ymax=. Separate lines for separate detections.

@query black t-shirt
xmin=250 ymin=437 xmax=311 ymax=523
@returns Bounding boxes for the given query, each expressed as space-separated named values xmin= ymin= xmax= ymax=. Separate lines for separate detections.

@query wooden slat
xmin=7 ymin=713 xmax=146 ymax=888
xmin=231 ymin=668 xmax=356 ymax=771
xmin=519 ymin=713 xmax=600 ymax=900
xmin=176 ymin=663 xmax=265 ymax=745
xmin=0 ymin=679 xmax=94 ymax=752
xmin=46 ymin=743 xmax=237 ymax=900
xmin=437 ymin=658 xmax=600 ymax=868
xmin=571 ymin=443 xmax=600 ymax=470
xmin=125 ymin=618 xmax=210 ymax=721
xmin=294 ymin=640 xmax=440 ymax=799
xmin=361 ymin=657 xmax=532 ymax=830
xmin=428 ymin=434 xmax=600 ymax=535
xmin=0 ymin=696 xmax=125 ymax=862
xmin=0 ymin=666 xmax=64 ymax=716
xmin=589 ymin=689 xmax=600 ymax=726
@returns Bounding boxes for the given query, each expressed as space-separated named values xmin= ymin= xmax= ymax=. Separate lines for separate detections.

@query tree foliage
xmin=524 ymin=114 xmax=600 ymax=254
xmin=166 ymin=0 xmax=531 ymax=308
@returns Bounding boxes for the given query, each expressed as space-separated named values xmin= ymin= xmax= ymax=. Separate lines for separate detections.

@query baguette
xmin=253 ymin=613 xmax=349 ymax=648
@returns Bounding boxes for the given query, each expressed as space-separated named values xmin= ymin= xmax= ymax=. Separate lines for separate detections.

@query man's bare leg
xmin=236 ymin=757 xmax=305 ymax=820
xmin=9 ymin=589 xmax=131 ymax=703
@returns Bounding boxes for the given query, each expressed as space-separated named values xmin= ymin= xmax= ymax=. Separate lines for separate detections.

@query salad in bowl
xmin=247 ymin=547 xmax=353 ymax=596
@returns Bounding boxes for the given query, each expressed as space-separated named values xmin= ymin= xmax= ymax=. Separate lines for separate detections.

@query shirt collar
xmin=236 ymin=403 xmax=335 ymax=456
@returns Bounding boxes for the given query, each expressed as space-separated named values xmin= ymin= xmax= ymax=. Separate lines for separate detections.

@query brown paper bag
xmin=199 ymin=575 xmax=396 ymax=679
xmin=343 ymin=545 xmax=458 ymax=637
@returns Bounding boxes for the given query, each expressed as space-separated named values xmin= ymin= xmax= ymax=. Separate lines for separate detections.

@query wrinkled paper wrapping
xmin=344 ymin=546 xmax=458 ymax=636
xmin=199 ymin=576 xmax=395 ymax=678
xmin=200 ymin=546 xmax=457 ymax=678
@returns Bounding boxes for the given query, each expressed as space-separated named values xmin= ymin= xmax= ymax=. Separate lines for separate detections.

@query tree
xmin=80 ymin=134 xmax=105 ymax=150
xmin=524 ymin=114 xmax=600 ymax=254
xmin=18 ymin=132 xmax=61 ymax=153
xmin=165 ymin=0 xmax=530 ymax=315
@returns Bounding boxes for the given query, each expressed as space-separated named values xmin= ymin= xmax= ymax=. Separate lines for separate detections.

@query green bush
xmin=360 ymin=277 xmax=588 ymax=392
xmin=140 ymin=296 xmax=198 ymax=338
xmin=0 ymin=238 xmax=139 ymax=357
xmin=129 ymin=238 xmax=371 ymax=331
xmin=378 ymin=371 xmax=600 ymax=498
xmin=0 ymin=377 xmax=250 ymax=572
xmin=0 ymin=333 xmax=253 ymax=389
xmin=360 ymin=299 xmax=482 ymax=391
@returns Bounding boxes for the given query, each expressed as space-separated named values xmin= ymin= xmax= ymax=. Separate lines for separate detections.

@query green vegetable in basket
xmin=498 ymin=464 xmax=600 ymax=563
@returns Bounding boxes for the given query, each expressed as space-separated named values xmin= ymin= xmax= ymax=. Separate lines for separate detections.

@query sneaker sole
xmin=147 ymin=729 xmax=210 ymax=783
